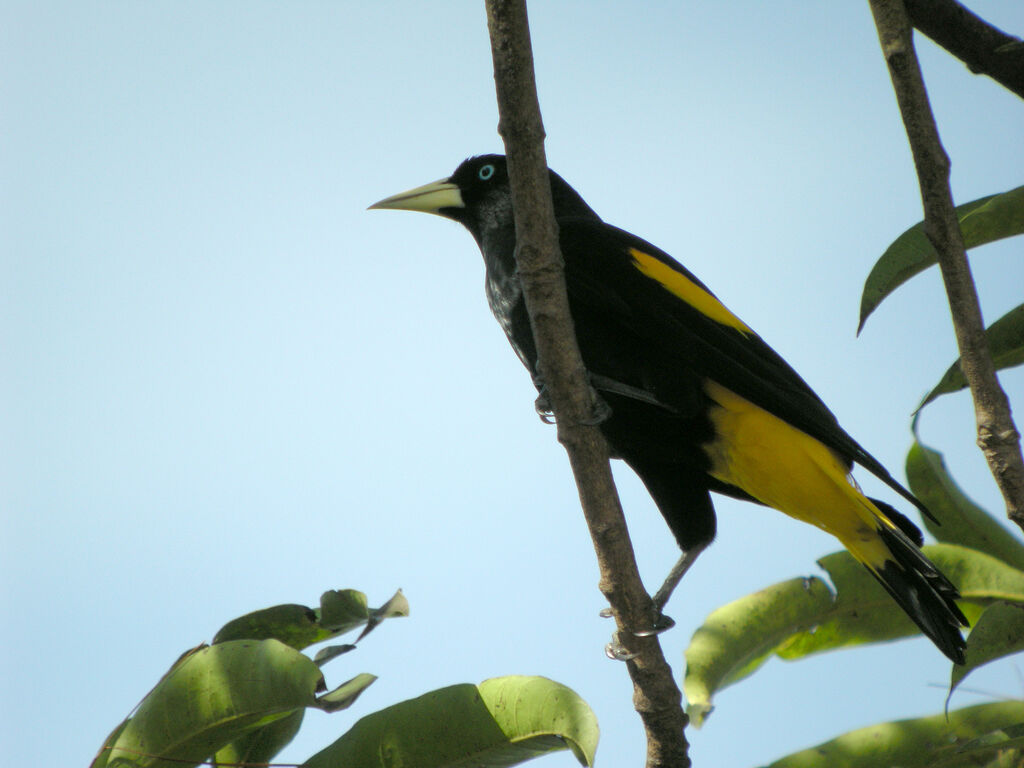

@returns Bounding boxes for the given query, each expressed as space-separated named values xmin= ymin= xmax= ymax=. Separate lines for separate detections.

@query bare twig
xmin=904 ymin=0 xmax=1024 ymax=100
xmin=484 ymin=1 xmax=690 ymax=765
xmin=869 ymin=0 xmax=1024 ymax=530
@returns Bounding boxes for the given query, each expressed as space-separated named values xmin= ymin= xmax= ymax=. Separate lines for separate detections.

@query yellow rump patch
xmin=701 ymin=380 xmax=894 ymax=570
xmin=630 ymin=248 xmax=752 ymax=334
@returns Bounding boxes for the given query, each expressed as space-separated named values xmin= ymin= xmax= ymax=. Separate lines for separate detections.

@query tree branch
xmin=868 ymin=0 xmax=1024 ymax=530
xmin=484 ymin=2 xmax=690 ymax=765
xmin=904 ymin=0 xmax=1024 ymax=100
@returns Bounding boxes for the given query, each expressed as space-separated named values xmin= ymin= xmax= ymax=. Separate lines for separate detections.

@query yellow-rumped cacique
xmin=370 ymin=154 xmax=968 ymax=664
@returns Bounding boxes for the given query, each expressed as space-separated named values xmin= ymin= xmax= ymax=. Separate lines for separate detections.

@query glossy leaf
xmin=683 ymin=544 xmax=1024 ymax=726
xmin=301 ymin=676 xmax=599 ymax=768
xmin=906 ymin=440 xmax=1024 ymax=571
xmin=765 ymin=701 xmax=1024 ymax=768
xmin=105 ymin=639 xmax=324 ymax=768
xmin=858 ymin=186 xmax=1024 ymax=332
xmin=917 ymin=304 xmax=1024 ymax=411
xmin=950 ymin=602 xmax=1024 ymax=701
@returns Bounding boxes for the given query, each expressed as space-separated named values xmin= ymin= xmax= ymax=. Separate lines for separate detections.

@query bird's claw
xmin=579 ymin=387 xmax=612 ymax=425
xmin=633 ymin=612 xmax=676 ymax=638
xmin=534 ymin=384 xmax=611 ymax=426
xmin=601 ymin=606 xmax=674 ymax=660
xmin=534 ymin=389 xmax=555 ymax=424
xmin=605 ymin=631 xmax=639 ymax=661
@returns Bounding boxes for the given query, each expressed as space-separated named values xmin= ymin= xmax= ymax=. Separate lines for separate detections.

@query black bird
xmin=370 ymin=154 xmax=968 ymax=663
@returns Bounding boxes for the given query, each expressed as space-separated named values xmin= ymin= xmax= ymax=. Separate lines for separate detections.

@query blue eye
xmin=478 ymin=164 xmax=495 ymax=181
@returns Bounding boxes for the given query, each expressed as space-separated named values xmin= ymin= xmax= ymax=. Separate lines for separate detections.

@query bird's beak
xmin=368 ymin=179 xmax=464 ymax=214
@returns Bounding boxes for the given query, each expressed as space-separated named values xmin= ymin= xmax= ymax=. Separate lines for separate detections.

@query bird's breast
xmin=485 ymin=266 xmax=540 ymax=372
xmin=485 ymin=268 xmax=522 ymax=337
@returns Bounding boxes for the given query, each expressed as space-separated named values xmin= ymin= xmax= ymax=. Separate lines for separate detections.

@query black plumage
xmin=371 ymin=154 xmax=968 ymax=663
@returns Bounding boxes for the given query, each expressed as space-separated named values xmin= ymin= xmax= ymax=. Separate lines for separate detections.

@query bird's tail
xmin=701 ymin=381 xmax=968 ymax=662
xmin=843 ymin=501 xmax=968 ymax=665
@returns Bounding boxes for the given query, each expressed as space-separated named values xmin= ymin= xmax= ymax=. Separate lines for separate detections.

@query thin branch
xmin=484 ymin=1 xmax=690 ymax=766
xmin=868 ymin=0 xmax=1024 ymax=530
xmin=904 ymin=0 xmax=1024 ymax=100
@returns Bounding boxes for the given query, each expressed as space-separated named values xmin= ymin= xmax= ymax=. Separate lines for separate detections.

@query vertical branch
xmin=484 ymin=1 xmax=691 ymax=765
xmin=904 ymin=0 xmax=1024 ymax=100
xmin=868 ymin=0 xmax=1024 ymax=529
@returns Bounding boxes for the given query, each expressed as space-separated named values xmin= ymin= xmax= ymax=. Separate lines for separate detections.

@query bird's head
xmin=369 ymin=154 xmax=599 ymax=245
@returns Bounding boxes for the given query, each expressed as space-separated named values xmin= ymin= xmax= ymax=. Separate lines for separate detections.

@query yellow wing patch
xmin=701 ymin=380 xmax=893 ymax=569
xmin=630 ymin=248 xmax=752 ymax=334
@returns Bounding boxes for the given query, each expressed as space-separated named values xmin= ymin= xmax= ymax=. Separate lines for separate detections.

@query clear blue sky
xmin=3 ymin=3 xmax=1023 ymax=767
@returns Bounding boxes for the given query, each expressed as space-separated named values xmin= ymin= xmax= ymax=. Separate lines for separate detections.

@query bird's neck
xmin=480 ymin=223 xmax=519 ymax=283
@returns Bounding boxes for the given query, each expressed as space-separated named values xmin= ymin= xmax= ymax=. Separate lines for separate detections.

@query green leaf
xmin=319 ymin=589 xmax=370 ymax=633
xmin=922 ymin=545 xmax=1024 ymax=602
xmin=917 ymin=304 xmax=1024 ymax=411
xmin=683 ymin=573 xmax=835 ymax=727
xmin=355 ymin=589 xmax=409 ymax=643
xmin=315 ymin=672 xmax=378 ymax=713
xmin=955 ymin=722 xmax=1024 ymax=762
xmin=950 ymin=602 xmax=1024 ymax=701
xmin=105 ymin=640 xmax=324 ymax=768
xmin=374 ymin=588 xmax=410 ymax=619
xmin=213 ymin=603 xmax=329 ymax=649
xmin=301 ymin=676 xmax=599 ymax=768
xmin=858 ymin=186 xmax=1024 ymax=332
xmin=212 ymin=589 xmax=406 ymax=651
xmin=906 ymin=440 xmax=1024 ymax=571
xmin=683 ymin=544 xmax=1024 ymax=726
xmin=765 ymin=701 xmax=1024 ymax=768
xmin=90 ymin=718 xmax=130 ymax=768
xmin=313 ymin=644 xmax=357 ymax=666
xmin=213 ymin=709 xmax=305 ymax=768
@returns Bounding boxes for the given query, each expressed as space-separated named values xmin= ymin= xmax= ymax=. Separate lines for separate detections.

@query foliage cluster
xmin=92 ymin=4 xmax=1022 ymax=766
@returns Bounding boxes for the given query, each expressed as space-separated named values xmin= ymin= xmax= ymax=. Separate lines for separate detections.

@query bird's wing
xmin=556 ymin=217 xmax=930 ymax=518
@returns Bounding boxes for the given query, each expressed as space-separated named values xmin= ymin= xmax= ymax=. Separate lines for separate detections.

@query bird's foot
xmin=579 ymin=387 xmax=612 ymax=426
xmin=599 ymin=605 xmax=675 ymax=635
xmin=533 ymin=383 xmax=611 ymax=426
xmin=605 ymin=631 xmax=639 ymax=661
xmin=632 ymin=612 xmax=675 ymax=637
xmin=599 ymin=606 xmax=675 ymax=661
xmin=534 ymin=388 xmax=555 ymax=424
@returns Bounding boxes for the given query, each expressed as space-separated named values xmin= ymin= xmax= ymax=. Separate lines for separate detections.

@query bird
xmin=370 ymin=154 xmax=968 ymax=664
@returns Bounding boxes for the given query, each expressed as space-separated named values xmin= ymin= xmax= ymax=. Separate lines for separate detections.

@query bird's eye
xmin=478 ymin=164 xmax=495 ymax=181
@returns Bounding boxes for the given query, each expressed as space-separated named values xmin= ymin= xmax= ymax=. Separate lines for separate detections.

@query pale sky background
xmin=3 ymin=3 xmax=1024 ymax=767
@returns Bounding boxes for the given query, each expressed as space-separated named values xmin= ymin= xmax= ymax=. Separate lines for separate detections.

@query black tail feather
xmin=870 ymin=524 xmax=968 ymax=664
xmin=869 ymin=497 xmax=924 ymax=546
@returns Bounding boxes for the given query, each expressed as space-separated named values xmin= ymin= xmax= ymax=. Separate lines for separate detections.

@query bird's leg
xmin=580 ymin=386 xmax=613 ymax=426
xmin=531 ymin=365 xmax=556 ymax=424
xmin=532 ymin=372 xmax=612 ymax=426
xmin=534 ymin=385 xmax=556 ymax=424
xmin=605 ymin=631 xmax=640 ymax=662
xmin=635 ymin=543 xmax=707 ymax=635
xmin=601 ymin=541 xmax=708 ymax=659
